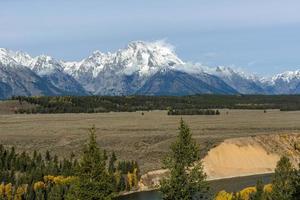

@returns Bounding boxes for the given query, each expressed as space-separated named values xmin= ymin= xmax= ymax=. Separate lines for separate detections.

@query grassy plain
xmin=0 ymin=108 xmax=300 ymax=172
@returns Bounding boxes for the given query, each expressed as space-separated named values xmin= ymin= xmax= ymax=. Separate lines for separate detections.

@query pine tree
xmin=47 ymin=185 xmax=66 ymax=200
xmin=66 ymin=126 xmax=114 ymax=200
xmin=291 ymin=163 xmax=300 ymax=200
xmin=108 ymin=152 xmax=117 ymax=174
xmin=250 ymin=179 xmax=265 ymax=200
xmin=271 ymin=156 xmax=295 ymax=200
xmin=160 ymin=119 xmax=209 ymax=200
xmin=45 ymin=150 xmax=51 ymax=162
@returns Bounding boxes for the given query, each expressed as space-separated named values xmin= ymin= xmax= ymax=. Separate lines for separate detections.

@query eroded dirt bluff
xmin=139 ymin=133 xmax=300 ymax=190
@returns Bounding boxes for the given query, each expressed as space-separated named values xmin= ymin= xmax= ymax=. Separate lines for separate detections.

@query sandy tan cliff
xmin=202 ymin=137 xmax=280 ymax=179
xmin=139 ymin=133 xmax=300 ymax=190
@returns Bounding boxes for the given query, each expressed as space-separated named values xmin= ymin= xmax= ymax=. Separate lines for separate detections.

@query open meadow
xmin=1 ymin=109 xmax=300 ymax=173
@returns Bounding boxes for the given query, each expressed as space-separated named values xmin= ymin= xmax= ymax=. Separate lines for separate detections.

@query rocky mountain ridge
xmin=1 ymin=41 xmax=300 ymax=98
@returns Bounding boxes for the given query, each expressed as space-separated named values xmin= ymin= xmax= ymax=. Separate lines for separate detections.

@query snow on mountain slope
xmin=0 ymin=63 xmax=63 ymax=98
xmin=272 ymin=70 xmax=300 ymax=83
xmin=0 ymin=48 xmax=21 ymax=66
xmin=212 ymin=66 xmax=266 ymax=94
xmin=269 ymin=70 xmax=300 ymax=94
xmin=63 ymin=41 xmax=183 ymax=78
xmin=86 ymin=41 xmax=238 ymax=95
xmin=29 ymin=55 xmax=87 ymax=95
xmin=0 ymin=49 xmax=87 ymax=97
xmin=30 ymin=55 xmax=63 ymax=75
xmin=1 ymin=41 xmax=300 ymax=98
xmin=0 ymin=48 xmax=34 ymax=67
xmin=61 ymin=41 xmax=185 ymax=94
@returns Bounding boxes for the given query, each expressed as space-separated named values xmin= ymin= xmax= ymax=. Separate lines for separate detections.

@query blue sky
xmin=1 ymin=0 xmax=300 ymax=76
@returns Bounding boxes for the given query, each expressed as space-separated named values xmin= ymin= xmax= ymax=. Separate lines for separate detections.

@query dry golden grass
xmin=0 ymin=109 xmax=300 ymax=172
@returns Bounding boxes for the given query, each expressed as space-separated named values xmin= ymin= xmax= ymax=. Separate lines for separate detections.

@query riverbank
xmin=117 ymin=173 xmax=273 ymax=200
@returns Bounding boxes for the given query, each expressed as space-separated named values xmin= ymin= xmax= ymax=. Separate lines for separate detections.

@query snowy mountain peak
xmin=124 ymin=40 xmax=183 ymax=65
xmin=13 ymin=51 xmax=33 ymax=66
xmin=215 ymin=66 xmax=235 ymax=76
xmin=0 ymin=48 xmax=34 ymax=67
xmin=214 ymin=66 xmax=259 ymax=81
xmin=62 ymin=40 xmax=184 ymax=78
xmin=90 ymin=50 xmax=108 ymax=58
xmin=272 ymin=70 xmax=300 ymax=83
xmin=36 ymin=55 xmax=53 ymax=61
xmin=0 ymin=48 xmax=16 ymax=65
xmin=112 ymin=40 xmax=184 ymax=76
xmin=30 ymin=55 xmax=62 ymax=75
xmin=1 ymin=42 xmax=300 ymax=97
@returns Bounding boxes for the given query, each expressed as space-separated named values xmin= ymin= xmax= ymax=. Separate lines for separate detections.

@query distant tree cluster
xmin=11 ymin=95 xmax=300 ymax=114
xmin=168 ymin=108 xmax=220 ymax=115
xmin=0 ymin=175 xmax=77 ymax=200
xmin=114 ymin=160 xmax=140 ymax=191
xmin=0 ymin=126 xmax=139 ymax=200
xmin=0 ymin=144 xmax=77 ymax=199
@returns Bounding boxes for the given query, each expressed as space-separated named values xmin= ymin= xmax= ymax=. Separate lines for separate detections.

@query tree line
xmin=168 ymin=108 xmax=220 ymax=115
xmin=11 ymin=95 xmax=300 ymax=114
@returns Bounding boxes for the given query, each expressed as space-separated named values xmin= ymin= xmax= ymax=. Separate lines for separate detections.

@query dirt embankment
xmin=139 ymin=133 xmax=300 ymax=190
xmin=202 ymin=137 xmax=280 ymax=179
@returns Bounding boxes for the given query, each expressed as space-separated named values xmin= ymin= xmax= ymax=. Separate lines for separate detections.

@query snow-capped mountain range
xmin=1 ymin=41 xmax=300 ymax=99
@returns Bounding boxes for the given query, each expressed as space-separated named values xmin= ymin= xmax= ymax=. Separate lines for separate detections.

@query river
xmin=117 ymin=173 xmax=273 ymax=200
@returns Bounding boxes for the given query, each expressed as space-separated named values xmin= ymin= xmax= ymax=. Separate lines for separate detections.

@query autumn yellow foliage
xmin=215 ymin=190 xmax=233 ymax=200
xmin=0 ymin=183 xmax=27 ymax=200
xmin=44 ymin=175 xmax=77 ymax=185
xmin=14 ymin=185 xmax=28 ymax=200
xmin=44 ymin=175 xmax=56 ymax=183
xmin=126 ymin=168 xmax=139 ymax=190
xmin=5 ymin=183 xmax=13 ymax=200
xmin=263 ymin=184 xmax=272 ymax=193
xmin=127 ymin=172 xmax=134 ymax=189
xmin=133 ymin=168 xmax=139 ymax=187
xmin=238 ymin=187 xmax=256 ymax=200
xmin=114 ymin=170 xmax=122 ymax=186
xmin=0 ymin=183 xmax=4 ymax=197
xmin=214 ymin=183 xmax=273 ymax=200
xmin=33 ymin=181 xmax=45 ymax=191
xmin=0 ymin=175 xmax=76 ymax=199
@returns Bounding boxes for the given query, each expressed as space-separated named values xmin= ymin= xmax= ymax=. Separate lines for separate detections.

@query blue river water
xmin=117 ymin=173 xmax=273 ymax=200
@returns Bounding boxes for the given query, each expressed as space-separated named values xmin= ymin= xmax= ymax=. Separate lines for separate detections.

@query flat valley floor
xmin=1 ymin=110 xmax=300 ymax=173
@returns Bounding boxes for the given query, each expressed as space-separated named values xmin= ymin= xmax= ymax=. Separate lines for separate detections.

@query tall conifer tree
xmin=160 ymin=119 xmax=209 ymax=200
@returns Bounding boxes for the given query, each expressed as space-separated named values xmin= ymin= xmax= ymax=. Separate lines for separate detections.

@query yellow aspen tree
xmin=238 ymin=187 xmax=256 ymax=200
xmin=127 ymin=172 xmax=134 ymax=190
xmin=5 ymin=183 xmax=13 ymax=200
xmin=14 ymin=185 xmax=27 ymax=200
xmin=33 ymin=181 xmax=45 ymax=191
xmin=264 ymin=184 xmax=272 ymax=193
xmin=133 ymin=168 xmax=138 ymax=188
xmin=44 ymin=175 xmax=55 ymax=183
xmin=53 ymin=176 xmax=64 ymax=185
xmin=114 ymin=170 xmax=121 ymax=186
xmin=0 ymin=183 xmax=5 ymax=198
xmin=215 ymin=190 xmax=233 ymax=200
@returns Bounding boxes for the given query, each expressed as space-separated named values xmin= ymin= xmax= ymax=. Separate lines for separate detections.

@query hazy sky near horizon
xmin=1 ymin=0 xmax=300 ymax=76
